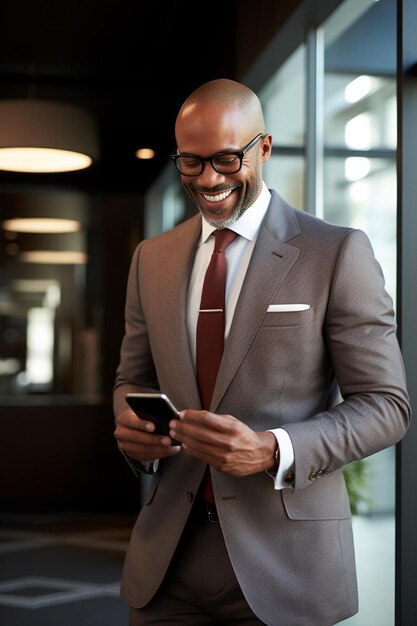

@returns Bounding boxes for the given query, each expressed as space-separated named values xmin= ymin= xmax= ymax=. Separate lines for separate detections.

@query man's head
xmin=173 ymin=78 xmax=272 ymax=228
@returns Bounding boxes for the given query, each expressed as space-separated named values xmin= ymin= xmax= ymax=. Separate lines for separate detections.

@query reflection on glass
xmin=324 ymin=73 xmax=396 ymax=149
xmin=0 ymin=191 xmax=89 ymax=398
xmin=323 ymin=0 xmax=397 ymax=624
xmin=26 ymin=307 xmax=54 ymax=386
xmin=324 ymin=159 xmax=396 ymax=298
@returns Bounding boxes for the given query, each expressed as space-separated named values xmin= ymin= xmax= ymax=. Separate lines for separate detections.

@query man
xmin=113 ymin=78 xmax=410 ymax=626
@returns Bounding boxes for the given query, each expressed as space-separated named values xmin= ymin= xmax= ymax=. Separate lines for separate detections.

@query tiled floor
xmin=0 ymin=512 xmax=136 ymax=626
xmin=0 ymin=511 xmax=395 ymax=626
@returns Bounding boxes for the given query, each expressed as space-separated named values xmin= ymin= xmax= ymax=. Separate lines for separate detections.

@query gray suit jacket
xmin=113 ymin=190 xmax=410 ymax=626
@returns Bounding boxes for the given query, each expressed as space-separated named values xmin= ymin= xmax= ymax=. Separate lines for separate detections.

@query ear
xmin=261 ymin=134 xmax=273 ymax=162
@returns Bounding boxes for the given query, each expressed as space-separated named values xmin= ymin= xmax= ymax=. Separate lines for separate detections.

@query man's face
xmin=175 ymin=107 xmax=271 ymax=228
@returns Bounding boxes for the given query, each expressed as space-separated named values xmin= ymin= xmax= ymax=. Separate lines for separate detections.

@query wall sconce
xmin=0 ymin=99 xmax=100 ymax=173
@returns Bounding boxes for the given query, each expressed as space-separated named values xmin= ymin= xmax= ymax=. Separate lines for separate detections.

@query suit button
xmin=316 ymin=470 xmax=323 ymax=478
xmin=309 ymin=472 xmax=317 ymax=481
xmin=284 ymin=471 xmax=295 ymax=484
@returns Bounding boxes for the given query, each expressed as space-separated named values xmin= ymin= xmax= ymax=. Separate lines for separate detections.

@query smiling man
xmin=113 ymin=78 xmax=411 ymax=626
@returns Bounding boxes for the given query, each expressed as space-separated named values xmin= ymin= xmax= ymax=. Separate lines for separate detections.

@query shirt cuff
xmin=267 ymin=428 xmax=294 ymax=490
xmin=123 ymin=451 xmax=159 ymax=476
xmin=143 ymin=459 xmax=159 ymax=473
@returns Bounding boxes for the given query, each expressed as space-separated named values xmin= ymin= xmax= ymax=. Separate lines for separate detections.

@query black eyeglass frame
xmin=170 ymin=133 xmax=265 ymax=176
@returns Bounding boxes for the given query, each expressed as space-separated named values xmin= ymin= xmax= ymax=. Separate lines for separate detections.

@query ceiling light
xmin=2 ymin=217 xmax=81 ymax=233
xmin=0 ymin=148 xmax=92 ymax=173
xmin=19 ymin=250 xmax=88 ymax=264
xmin=135 ymin=148 xmax=155 ymax=160
xmin=0 ymin=100 xmax=99 ymax=173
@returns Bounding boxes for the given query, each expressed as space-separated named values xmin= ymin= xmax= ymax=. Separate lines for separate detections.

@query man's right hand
xmin=114 ymin=409 xmax=181 ymax=462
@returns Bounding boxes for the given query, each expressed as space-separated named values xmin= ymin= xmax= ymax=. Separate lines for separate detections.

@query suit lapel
xmin=154 ymin=215 xmax=202 ymax=408
xmin=211 ymin=192 xmax=301 ymax=409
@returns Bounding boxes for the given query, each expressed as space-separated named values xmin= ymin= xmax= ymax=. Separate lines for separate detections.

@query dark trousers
xmin=128 ymin=505 xmax=266 ymax=625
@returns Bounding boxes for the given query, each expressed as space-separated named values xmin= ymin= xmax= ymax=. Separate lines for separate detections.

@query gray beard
xmin=200 ymin=206 xmax=244 ymax=229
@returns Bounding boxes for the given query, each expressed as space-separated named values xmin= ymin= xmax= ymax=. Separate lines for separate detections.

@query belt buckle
xmin=206 ymin=502 xmax=219 ymax=523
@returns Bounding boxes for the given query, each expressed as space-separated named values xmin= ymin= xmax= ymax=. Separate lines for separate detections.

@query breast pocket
xmin=261 ymin=306 xmax=315 ymax=328
xmin=249 ymin=306 xmax=322 ymax=390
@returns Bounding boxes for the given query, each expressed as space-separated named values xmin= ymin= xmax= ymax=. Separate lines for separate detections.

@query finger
xmin=171 ymin=423 xmax=231 ymax=463
xmin=179 ymin=439 xmax=218 ymax=465
xmin=117 ymin=409 xmax=157 ymax=434
xmin=172 ymin=412 xmax=241 ymax=446
xmin=115 ymin=426 xmax=172 ymax=448
xmin=179 ymin=409 xmax=228 ymax=428
xmin=116 ymin=428 xmax=180 ymax=454
xmin=181 ymin=410 xmax=244 ymax=438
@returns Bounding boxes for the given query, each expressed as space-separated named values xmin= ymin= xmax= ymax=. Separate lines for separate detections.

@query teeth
xmin=203 ymin=189 xmax=232 ymax=203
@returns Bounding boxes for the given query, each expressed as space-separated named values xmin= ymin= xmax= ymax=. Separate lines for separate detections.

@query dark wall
xmin=0 ymin=401 xmax=141 ymax=513
xmin=90 ymin=192 xmax=143 ymax=400
xmin=0 ymin=193 xmax=143 ymax=514
xmin=236 ymin=0 xmax=302 ymax=78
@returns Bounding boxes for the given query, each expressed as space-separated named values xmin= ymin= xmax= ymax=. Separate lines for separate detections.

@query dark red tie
xmin=196 ymin=228 xmax=237 ymax=501
xmin=196 ymin=228 xmax=237 ymax=409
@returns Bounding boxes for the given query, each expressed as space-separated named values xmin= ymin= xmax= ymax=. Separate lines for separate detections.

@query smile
xmin=202 ymin=189 xmax=233 ymax=203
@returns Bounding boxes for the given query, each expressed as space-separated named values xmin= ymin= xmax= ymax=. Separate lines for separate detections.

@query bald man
xmin=114 ymin=79 xmax=410 ymax=626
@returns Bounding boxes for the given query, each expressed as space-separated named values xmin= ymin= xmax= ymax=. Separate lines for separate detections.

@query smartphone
xmin=125 ymin=392 xmax=181 ymax=445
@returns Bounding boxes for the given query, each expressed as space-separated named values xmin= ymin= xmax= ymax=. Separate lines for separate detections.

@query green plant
xmin=343 ymin=459 xmax=373 ymax=515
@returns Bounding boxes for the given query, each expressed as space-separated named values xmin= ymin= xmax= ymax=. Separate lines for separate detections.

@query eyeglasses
xmin=171 ymin=133 xmax=264 ymax=176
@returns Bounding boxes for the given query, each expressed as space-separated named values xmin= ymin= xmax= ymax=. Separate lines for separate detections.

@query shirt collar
xmin=199 ymin=181 xmax=271 ymax=245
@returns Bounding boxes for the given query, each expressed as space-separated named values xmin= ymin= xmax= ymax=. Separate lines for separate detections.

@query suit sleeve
xmin=282 ymin=228 xmax=411 ymax=490
xmin=113 ymin=242 xmax=160 ymax=418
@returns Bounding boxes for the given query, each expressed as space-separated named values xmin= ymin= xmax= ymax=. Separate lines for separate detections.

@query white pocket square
xmin=267 ymin=304 xmax=310 ymax=312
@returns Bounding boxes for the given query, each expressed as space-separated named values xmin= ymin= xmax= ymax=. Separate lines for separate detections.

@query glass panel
xmin=261 ymin=45 xmax=306 ymax=147
xmin=144 ymin=167 xmax=186 ymax=238
xmin=323 ymin=1 xmax=397 ymax=624
xmin=323 ymin=158 xmax=396 ymax=298
xmin=325 ymin=75 xmax=396 ymax=149
xmin=263 ymin=155 xmax=305 ymax=210
xmin=259 ymin=45 xmax=306 ymax=209
xmin=0 ymin=192 xmax=90 ymax=397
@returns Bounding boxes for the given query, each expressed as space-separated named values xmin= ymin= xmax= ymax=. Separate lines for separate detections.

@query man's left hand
xmin=169 ymin=409 xmax=277 ymax=476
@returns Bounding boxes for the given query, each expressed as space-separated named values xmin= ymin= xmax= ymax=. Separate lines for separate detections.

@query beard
xmin=200 ymin=203 xmax=246 ymax=228
xmin=183 ymin=166 xmax=263 ymax=228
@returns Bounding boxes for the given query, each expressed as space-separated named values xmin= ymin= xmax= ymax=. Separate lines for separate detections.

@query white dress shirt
xmin=186 ymin=182 xmax=294 ymax=490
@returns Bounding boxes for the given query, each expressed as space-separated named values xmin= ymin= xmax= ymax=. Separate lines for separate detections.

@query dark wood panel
xmin=0 ymin=401 xmax=141 ymax=513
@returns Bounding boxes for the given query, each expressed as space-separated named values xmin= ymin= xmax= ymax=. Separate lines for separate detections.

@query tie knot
xmin=213 ymin=228 xmax=237 ymax=253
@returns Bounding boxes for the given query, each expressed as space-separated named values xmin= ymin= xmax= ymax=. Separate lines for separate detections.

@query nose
xmin=196 ymin=160 xmax=225 ymax=185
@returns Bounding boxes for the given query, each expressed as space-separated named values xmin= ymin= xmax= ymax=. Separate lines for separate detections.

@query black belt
xmin=193 ymin=499 xmax=220 ymax=523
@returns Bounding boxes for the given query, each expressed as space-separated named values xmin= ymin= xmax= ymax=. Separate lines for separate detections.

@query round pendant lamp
xmin=0 ymin=99 xmax=100 ymax=173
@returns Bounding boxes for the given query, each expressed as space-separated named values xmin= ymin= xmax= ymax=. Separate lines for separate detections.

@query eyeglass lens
xmin=173 ymin=133 xmax=263 ymax=176
xmin=176 ymin=154 xmax=241 ymax=176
